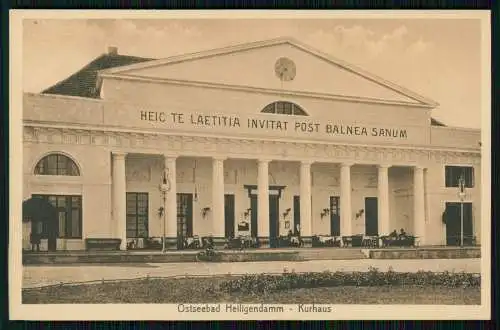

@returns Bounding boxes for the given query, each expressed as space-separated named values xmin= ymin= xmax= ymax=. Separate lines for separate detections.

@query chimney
xmin=107 ymin=46 xmax=118 ymax=55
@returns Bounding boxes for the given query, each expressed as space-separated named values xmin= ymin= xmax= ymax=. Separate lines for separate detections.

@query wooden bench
xmin=85 ymin=238 xmax=121 ymax=251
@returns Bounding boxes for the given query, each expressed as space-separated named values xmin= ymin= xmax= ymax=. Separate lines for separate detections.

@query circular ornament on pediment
xmin=274 ymin=57 xmax=296 ymax=81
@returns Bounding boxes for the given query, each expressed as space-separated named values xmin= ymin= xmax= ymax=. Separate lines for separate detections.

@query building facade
xmin=22 ymin=38 xmax=481 ymax=251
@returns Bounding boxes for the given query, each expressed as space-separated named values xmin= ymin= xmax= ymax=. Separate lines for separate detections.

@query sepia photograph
xmin=9 ymin=10 xmax=490 ymax=320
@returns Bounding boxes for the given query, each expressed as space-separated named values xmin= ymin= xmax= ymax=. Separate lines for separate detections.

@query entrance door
xmin=176 ymin=193 xmax=193 ymax=249
xmin=445 ymin=202 xmax=473 ymax=246
xmin=293 ymin=196 xmax=300 ymax=235
xmin=330 ymin=196 xmax=340 ymax=236
xmin=250 ymin=195 xmax=258 ymax=238
xmin=126 ymin=192 xmax=149 ymax=239
xmin=365 ymin=197 xmax=378 ymax=236
xmin=224 ymin=194 xmax=235 ymax=238
xmin=269 ymin=194 xmax=280 ymax=248
xmin=248 ymin=191 xmax=280 ymax=247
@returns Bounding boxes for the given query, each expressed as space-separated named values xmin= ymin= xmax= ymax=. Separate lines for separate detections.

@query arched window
xmin=261 ymin=101 xmax=308 ymax=116
xmin=34 ymin=153 xmax=80 ymax=176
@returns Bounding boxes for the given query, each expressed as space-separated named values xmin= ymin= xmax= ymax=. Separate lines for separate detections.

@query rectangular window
xmin=445 ymin=166 xmax=474 ymax=188
xmin=177 ymin=193 xmax=193 ymax=237
xmin=126 ymin=192 xmax=149 ymax=238
xmin=31 ymin=194 xmax=82 ymax=239
xmin=330 ymin=196 xmax=340 ymax=236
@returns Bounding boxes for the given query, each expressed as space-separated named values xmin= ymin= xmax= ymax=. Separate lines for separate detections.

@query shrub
xmin=218 ymin=268 xmax=480 ymax=294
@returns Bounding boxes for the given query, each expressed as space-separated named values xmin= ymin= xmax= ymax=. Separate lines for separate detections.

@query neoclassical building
xmin=22 ymin=37 xmax=481 ymax=251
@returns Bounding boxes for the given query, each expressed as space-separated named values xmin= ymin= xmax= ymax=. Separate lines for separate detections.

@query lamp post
xmin=458 ymin=174 xmax=466 ymax=247
xmin=159 ymin=167 xmax=171 ymax=253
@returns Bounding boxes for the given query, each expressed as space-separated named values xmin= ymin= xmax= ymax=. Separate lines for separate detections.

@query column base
xmin=257 ymin=236 xmax=270 ymax=248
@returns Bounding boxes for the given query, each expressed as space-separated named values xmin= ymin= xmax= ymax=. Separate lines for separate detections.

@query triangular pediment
xmin=99 ymin=37 xmax=438 ymax=107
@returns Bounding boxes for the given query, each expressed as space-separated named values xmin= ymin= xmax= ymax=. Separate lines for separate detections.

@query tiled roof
xmin=42 ymin=53 xmax=154 ymax=99
xmin=431 ymin=118 xmax=446 ymax=126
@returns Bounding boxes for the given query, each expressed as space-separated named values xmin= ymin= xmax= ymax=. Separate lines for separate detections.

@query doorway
xmin=365 ymin=197 xmax=378 ymax=236
xmin=293 ymin=195 xmax=300 ymax=235
xmin=249 ymin=194 xmax=280 ymax=248
xmin=176 ymin=193 xmax=193 ymax=249
xmin=126 ymin=192 xmax=149 ymax=239
xmin=32 ymin=194 xmax=82 ymax=252
xmin=224 ymin=194 xmax=235 ymax=238
xmin=444 ymin=202 xmax=473 ymax=246
xmin=330 ymin=196 xmax=340 ymax=236
xmin=268 ymin=194 xmax=280 ymax=248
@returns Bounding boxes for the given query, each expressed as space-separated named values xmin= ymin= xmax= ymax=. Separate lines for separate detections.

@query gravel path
xmin=23 ymin=258 xmax=481 ymax=289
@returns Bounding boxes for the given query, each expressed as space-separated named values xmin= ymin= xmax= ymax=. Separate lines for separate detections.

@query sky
xmin=22 ymin=17 xmax=484 ymax=128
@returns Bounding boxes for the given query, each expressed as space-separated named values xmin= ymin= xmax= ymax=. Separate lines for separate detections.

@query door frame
xmin=293 ymin=195 xmax=300 ymax=236
xmin=176 ymin=193 xmax=193 ymax=249
xmin=364 ymin=197 xmax=378 ymax=236
xmin=224 ymin=194 xmax=236 ymax=238
xmin=330 ymin=196 xmax=340 ymax=236
xmin=444 ymin=201 xmax=474 ymax=246
xmin=244 ymin=185 xmax=286 ymax=247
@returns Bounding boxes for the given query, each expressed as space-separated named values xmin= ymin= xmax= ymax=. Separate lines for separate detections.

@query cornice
xmin=22 ymin=121 xmax=481 ymax=155
xmin=22 ymin=125 xmax=481 ymax=167
xmin=100 ymin=73 xmax=433 ymax=109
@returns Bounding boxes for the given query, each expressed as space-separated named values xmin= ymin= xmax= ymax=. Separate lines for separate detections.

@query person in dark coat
xmin=30 ymin=223 xmax=41 ymax=252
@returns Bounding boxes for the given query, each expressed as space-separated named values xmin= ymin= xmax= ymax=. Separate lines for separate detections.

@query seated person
xmin=290 ymin=236 xmax=301 ymax=246
xmin=398 ymin=228 xmax=407 ymax=239
xmin=389 ymin=230 xmax=398 ymax=238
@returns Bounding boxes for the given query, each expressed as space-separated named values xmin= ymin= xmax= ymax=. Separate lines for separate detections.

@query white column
xmin=112 ymin=152 xmax=127 ymax=250
xmin=165 ymin=156 xmax=177 ymax=245
xmin=377 ymin=164 xmax=390 ymax=236
xmin=413 ymin=166 xmax=425 ymax=245
xmin=212 ymin=157 xmax=226 ymax=238
xmin=340 ymin=163 xmax=353 ymax=237
xmin=300 ymin=161 xmax=313 ymax=239
xmin=257 ymin=159 xmax=270 ymax=243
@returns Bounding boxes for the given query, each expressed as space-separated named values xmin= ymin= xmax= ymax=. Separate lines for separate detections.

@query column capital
xmin=212 ymin=156 xmax=227 ymax=161
xmin=378 ymin=164 xmax=391 ymax=169
xmin=258 ymin=158 xmax=272 ymax=164
xmin=162 ymin=154 xmax=178 ymax=161
xmin=300 ymin=160 xmax=314 ymax=166
xmin=112 ymin=151 xmax=127 ymax=158
xmin=413 ymin=165 xmax=425 ymax=171
xmin=340 ymin=162 xmax=354 ymax=168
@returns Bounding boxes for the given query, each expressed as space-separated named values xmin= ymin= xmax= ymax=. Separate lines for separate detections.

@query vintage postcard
xmin=9 ymin=10 xmax=491 ymax=320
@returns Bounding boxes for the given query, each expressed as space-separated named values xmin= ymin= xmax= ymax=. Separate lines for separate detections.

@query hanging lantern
xmin=193 ymin=159 xmax=198 ymax=202
xmin=458 ymin=174 xmax=466 ymax=199
xmin=159 ymin=168 xmax=171 ymax=193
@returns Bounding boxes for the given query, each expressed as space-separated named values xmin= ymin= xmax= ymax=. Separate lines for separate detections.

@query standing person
xmin=30 ymin=222 xmax=41 ymax=252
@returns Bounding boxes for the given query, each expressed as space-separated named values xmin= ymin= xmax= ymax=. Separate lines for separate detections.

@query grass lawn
xmin=22 ymin=277 xmax=480 ymax=305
